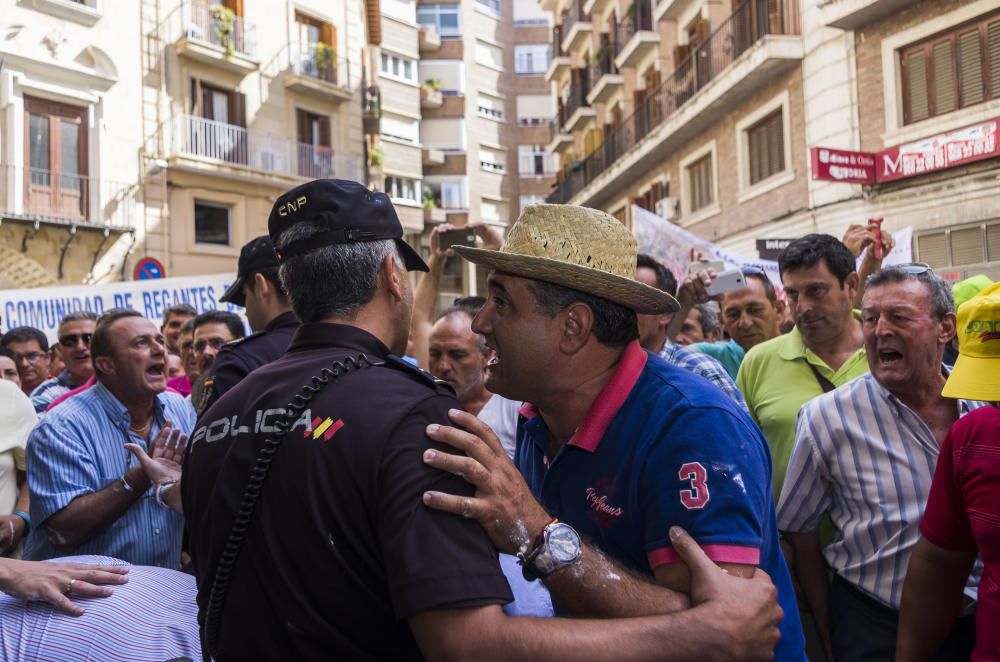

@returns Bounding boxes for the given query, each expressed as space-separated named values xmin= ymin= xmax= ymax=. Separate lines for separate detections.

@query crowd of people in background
xmin=0 ymin=179 xmax=996 ymax=662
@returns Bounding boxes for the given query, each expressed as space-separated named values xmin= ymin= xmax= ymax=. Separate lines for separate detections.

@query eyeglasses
xmin=59 ymin=333 xmax=93 ymax=347
xmin=896 ymin=262 xmax=932 ymax=275
xmin=194 ymin=337 xmax=227 ymax=352
xmin=12 ymin=351 xmax=46 ymax=364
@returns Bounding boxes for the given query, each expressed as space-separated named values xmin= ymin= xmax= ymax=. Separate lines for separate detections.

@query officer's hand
xmin=671 ymin=526 xmax=782 ymax=661
xmin=421 ymin=409 xmax=552 ymax=554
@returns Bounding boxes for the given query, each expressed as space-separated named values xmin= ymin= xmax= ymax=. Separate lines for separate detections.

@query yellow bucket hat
xmin=942 ymin=282 xmax=1000 ymax=401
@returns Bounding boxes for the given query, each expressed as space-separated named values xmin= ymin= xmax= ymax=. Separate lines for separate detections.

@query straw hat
xmin=453 ymin=204 xmax=678 ymax=314
xmin=942 ymin=282 xmax=1000 ymax=401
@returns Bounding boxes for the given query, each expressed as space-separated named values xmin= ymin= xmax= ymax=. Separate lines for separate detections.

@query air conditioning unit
xmin=655 ymin=196 xmax=679 ymax=220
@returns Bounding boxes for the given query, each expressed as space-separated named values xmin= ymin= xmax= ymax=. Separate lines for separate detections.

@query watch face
xmin=546 ymin=524 xmax=581 ymax=563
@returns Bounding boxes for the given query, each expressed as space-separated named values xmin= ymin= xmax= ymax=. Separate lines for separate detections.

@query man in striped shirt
xmin=29 ymin=311 xmax=97 ymax=415
xmin=25 ymin=309 xmax=195 ymax=568
xmin=778 ymin=265 xmax=982 ymax=661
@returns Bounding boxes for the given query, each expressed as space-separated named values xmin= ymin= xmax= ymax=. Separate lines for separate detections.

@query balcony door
xmin=190 ymin=79 xmax=246 ymax=164
xmin=296 ymin=109 xmax=332 ymax=178
xmin=24 ymin=96 xmax=88 ymax=220
xmin=296 ymin=12 xmax=337 ymax=83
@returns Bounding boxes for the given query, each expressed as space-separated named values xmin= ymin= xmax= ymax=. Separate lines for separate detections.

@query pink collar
xmin=519 ymin=340 xmax=647 ymax=453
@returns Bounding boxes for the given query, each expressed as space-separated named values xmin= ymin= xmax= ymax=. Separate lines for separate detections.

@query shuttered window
xmin=901 ymin=12 xmax=1000 ymax=125
xmin=687 ymin=154 xmax=714 ymax=212
xmin=747 ymin=109 xmax=785 ymax=185
xmin=917 ymin=220 xmax=1000 ymax=267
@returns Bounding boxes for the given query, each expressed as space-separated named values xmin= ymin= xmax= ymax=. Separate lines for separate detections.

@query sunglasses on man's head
xmin=59 ymin=333 xmax=93 ymax=348
xmin=896 ymin=262 xmax=932 ymax=275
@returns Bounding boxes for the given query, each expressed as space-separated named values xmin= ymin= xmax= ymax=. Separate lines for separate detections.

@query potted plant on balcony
xmin=211 ymin=5 xmax=236 ymax=57
xmin=363 ymin=85 xmax=382 ymax=134
xmin=422 ymin=186 xmax=437 ymax=209
xmin=422 ymin=77 xmax=442 ymax=92
xmin=314 ymin=42 xmax=336 ymax=83
xmin=369 ymin=145 xmax=384 ymax=169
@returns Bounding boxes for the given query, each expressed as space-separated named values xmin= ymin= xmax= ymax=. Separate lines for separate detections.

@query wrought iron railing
xmin=291 ymin=43 xmax=351 ymax=88
xmin=565 ymin=70 xmax=591 ymax=121
xmin=548 ymin=0 xmax=799 ymax=203
xmin=588 ymin=39 xmax=622 ymax=90
xmin=1 ymin=165 xmax=136 ymax=230
xmin=617 ymin=0 xmax=655 ymax=44
xmin=171 ymin=115 xmax=363 ymax=180
xmin=560 ymin=0 xmax=588 ymax=44
xmin=182 ymin=1 xmax=257 ymax=58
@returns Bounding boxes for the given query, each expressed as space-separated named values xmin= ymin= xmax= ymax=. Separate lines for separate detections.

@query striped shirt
xmin=777 ymin=372 xmax=983 ymax=609
xmin=658 ymin=340 xmax=748 ymax=410
xmin=0 ymin=555 xmax=200 ymax=661
xmin=29 ymin=370 xmax=77 ymax=415
xmin=24 ymin=382 xmax=195 ymax=568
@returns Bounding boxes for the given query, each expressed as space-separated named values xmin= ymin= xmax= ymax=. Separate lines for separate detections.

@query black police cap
xmin=220 ymin=235 xmax=280 ymax=307
xmin=267 ymin=179 xmax=428 ymax=272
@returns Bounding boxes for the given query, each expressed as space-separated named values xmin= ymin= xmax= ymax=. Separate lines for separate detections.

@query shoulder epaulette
xmin=382 ymin=354 xmax=456 ymax=396
xmin=225 ymin=330 xmax=264 ymax=348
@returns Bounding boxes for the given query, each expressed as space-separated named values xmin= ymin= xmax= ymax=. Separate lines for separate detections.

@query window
xmin=380 ymin=51 xmax=417 ymax=83
xmin=24 ymin=96 xmax=89 ymax=220
xmin=441 ymin=181 xmax=465 ymax=208
xmin=520 ymin=195 xmax=547 ymax=207
xmin=194 ymin=201 xmax=231 ymax=245
xmin=476 ymin=0 xmax=501 ymax=16
xmin=917 ymin=220 xmax=1000 ymax=268
xmin=475 ymin=40 xmax=504 ymax=70
xmin=191 ymin=79 xmax=245 ymax=126
xmin=382 ymin=0 xmax=416 ymax=23
xmin=479 ymin=147 xmax=506 ymax=173
xmin=421 ymin=118 xmax=466 ymax=150
xmin=296 ymin=109 xmax=332 ymax=178
xmin=518 ymin=144 xmax=554 ymax=175
xmin=477 ymin=93 xmax=505 ymax=121
xmin=746 ymin=110 xmax=785 ymax=185
xmin=516 ymin=94 xmax=556 ymax=125
xmin=480 ymin=199 xmax=508 ymax=222
xmin=380 ymin=113 xmax=420 ymax=143
xmin=686 ymin=153 xmax=714 ymax=212
xmin=417 ymin=4 xmax=461 ymax=37
xmin=901 ymin=12 xmax=1000 ymax=125
xmin=420 ymin=61 xmax=465 ymax=95
xmin=385 ymin=176 xmax=420 ymax=203
xmin=515 ymin=45 xmax=551 ymax=75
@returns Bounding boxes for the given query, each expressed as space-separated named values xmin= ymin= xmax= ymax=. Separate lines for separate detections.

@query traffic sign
xmin=134 ymin=257 xmax=166 ymax=280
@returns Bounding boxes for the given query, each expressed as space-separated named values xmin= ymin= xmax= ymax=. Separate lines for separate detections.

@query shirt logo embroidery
xmin=306 ymin=416 xmax=345 ymax=441
xmin=585 ymin=478 xmax=624 ymax=526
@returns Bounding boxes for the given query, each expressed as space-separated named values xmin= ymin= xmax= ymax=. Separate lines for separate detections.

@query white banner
xmin=631 ymin=206 xmax=914 ymax=292
xmin=0 ymin=273 xmax=246 ymax=342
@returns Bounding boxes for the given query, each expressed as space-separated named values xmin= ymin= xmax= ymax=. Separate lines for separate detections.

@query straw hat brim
xmin=454 ymin=245 xmax=679 ymax=314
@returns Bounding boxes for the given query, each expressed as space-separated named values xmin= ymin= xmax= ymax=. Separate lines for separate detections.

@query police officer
xmin=197 ymin=236 xmax=299 ymax=414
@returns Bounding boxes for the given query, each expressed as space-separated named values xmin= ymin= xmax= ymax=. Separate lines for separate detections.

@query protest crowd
xmin=0 ymin=177 xmax=997 ymax=662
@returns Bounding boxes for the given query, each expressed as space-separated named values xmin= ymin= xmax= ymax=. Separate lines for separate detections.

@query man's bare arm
xmin=785 ymin=530 xmax=833 ymax=659
xmin=44 ymin=465 xmax=149 ymax=552
xmin=411 ymin=226 xmax=453 ymax=367
xmin=896 ymin=537 xmax=976 ymax=662
xmin=410 ymin=528 xmax=782 ymax=662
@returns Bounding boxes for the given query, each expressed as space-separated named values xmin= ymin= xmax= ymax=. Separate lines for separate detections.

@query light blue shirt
xmin=692 ymin=339 xmax=745 ymax=380
xmin=25 ymin=382 xmax=195 ymax=567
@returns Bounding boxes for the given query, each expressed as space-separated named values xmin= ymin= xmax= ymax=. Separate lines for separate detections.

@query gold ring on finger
xmin=461 ymin=498 xmax=472 ymax=518
xmin=64 ymin=579 xmax=76 ymax=594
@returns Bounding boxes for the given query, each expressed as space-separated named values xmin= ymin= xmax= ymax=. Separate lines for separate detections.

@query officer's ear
xmin=380 ymin=254 xmax=405 ymax=303
xmin=251 ymin=272 xmax=271 ymax=299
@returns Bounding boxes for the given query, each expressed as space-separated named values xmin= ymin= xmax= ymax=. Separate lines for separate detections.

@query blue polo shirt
xmin=516 ymin=341 xmax=805 ymax=661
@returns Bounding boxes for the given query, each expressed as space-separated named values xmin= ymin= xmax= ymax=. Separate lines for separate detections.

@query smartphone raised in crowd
xmin=688 ymin=260 xmax=725 ymax=275
xmin=440 ymin=229 xmax=477 ymax=249
xmin=705 ymin=269 xmax=746 ymax=296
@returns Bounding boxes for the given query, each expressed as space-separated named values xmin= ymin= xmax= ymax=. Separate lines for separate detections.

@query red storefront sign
xmin=877 ymin=118 xmax=999 ymax=183
xmin=811 ymin=147 xmax=876 ymax=184
xmin=812 ymin=117 xmax=1000 ymax=185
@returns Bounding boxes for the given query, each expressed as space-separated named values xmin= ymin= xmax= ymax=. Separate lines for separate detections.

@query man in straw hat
xmin=180 ymin=182 xmax=783 ymax=660
xmin=897 ymin=282 xmax=1000 ymax=662
xmin=420 ymin=204 xmax=806 ymax=660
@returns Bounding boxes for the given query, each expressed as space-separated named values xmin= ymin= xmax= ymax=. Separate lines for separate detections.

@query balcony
xmin=819 ymin=0 xmax=913 ymax=30
xmin=421 ymin=86 xmax=444 ymax=109
xmin=560 ymin=0 xmax=594 ymax=54
xmin=564 ymin=71 xmax=596 ymax=131
xmin=422 ymin=148 xmax=446 ymax=166
xmin=418 ymin=25 xmax=441 ymax=52
xmin=584 ymin=0 xmax=616 ymax=17
xmin=546 ymin=118 xmax=574 ymax=154
xmin=547 ymin=0 xmax=801 ymax=206
xmin=176 ymin=1 xmax=258 ymax=73
xmin=654 ymin=0 xmax=697 ymax=22
xmin=586 ymin=40 xmax=623 ymax=104
xmin=424 ymin=206 xmax=447 ymax=223
xmin=615 ymin=1 xmax=659 ymax=70
xmin=169 ymin=114 xmax=363 ymax=182
xmin=285 ymin=44 xmax=353 ymax=103
xmin=1 ymin=165 xmax=136 ymax=232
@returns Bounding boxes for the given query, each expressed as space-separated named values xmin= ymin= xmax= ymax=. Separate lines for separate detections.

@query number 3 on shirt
xmin=679 ymin=462 xmax=710 ymax=510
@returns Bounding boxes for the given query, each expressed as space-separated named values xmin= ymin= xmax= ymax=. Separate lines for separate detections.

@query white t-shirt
xmin=477 ymin=394 xmax=522 ymax=460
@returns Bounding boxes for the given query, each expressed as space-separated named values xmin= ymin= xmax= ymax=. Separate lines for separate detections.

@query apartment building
xmin=542 ymin=0 xmax=1000 ymax=282
xmin=1 ymin=0 xmax=375 ymax=286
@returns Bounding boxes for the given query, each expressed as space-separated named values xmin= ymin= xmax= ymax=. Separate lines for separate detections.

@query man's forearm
xmin=542 ymin=541 xmax=689 ymax=617
xmin=411 ymin=254 xmax=447 ymax=366
xmin=786 ymin=531 xmax=832 ymax=651
xmin=44 ymin=467 xmax=149 ymax=552
xmin=896 ymin=538 xmax=976 ymax=662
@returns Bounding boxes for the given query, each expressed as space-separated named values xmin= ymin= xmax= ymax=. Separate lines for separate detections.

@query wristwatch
xmin=518 ymin=520 xmax=582 ymax=582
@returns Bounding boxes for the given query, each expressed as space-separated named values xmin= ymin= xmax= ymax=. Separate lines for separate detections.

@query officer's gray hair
xmin=276 ymin=222 xmax=398 ymax=323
